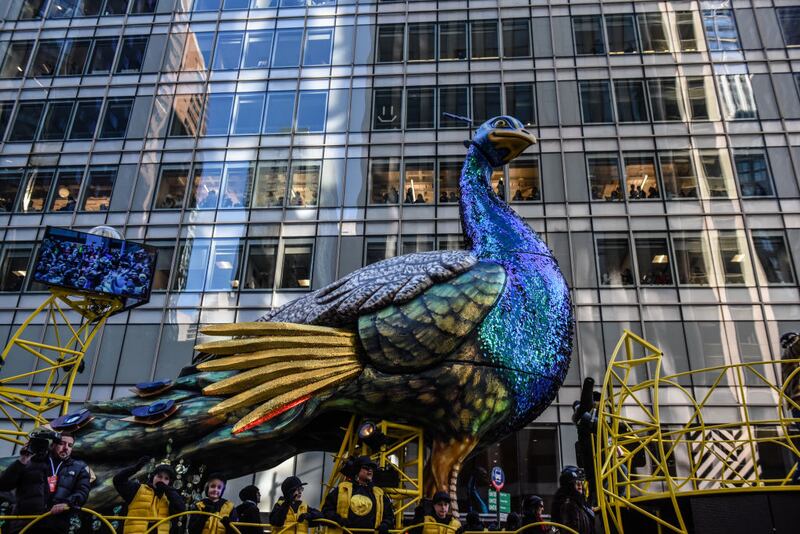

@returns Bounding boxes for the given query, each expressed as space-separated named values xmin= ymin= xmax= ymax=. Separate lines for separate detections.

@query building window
xmin=440 ymin=22 xmax=467 ymax=60
xmin=49 ymin=168 xmax=82 ymax=212
xmin=99 ymin=98 xmax=134 ymax=139
xmin=173 ymin=239 xmax=211 ymax=291
xmin=573 ymin=15 xmax=605 ymax=55
xmin=634 ymin=236 xmax=672 ymax=285
xmin=509 ymin=159 xmax=540 ymax=202
xmin=406 ymin=87 xmax=435 ymax=129
xmin=243 ymin=240 xmax=278 ymax=289
xmin=637 ymin=13 xmax=669 ymax=53
xmin=147 ymin=241 xmax=175 ymax=291
xmin=193 ymin=0 xmax=221 ymax=11
xmin=717 ymin=74 xmax=756 ymax=120
xmin=702 ymin=9 xmax=740 ymax=51
xmin=288 ymin=161 xmax=320 ymax=207
xmin=81 ymin=167 xmax=116 ymax=211
xmin=377 ymin=25 xmax=404 ymax=63
xmin=222 ymin=0 xmax=249 ymax=9
xmin=605 ymin=14 xmax=637 ymax=54
xmin=304 ymin=29 xmax=333 ymax=66
xmin=51 ymin=0 xmax=102 ymax=17
xmin=373 ymin=88 xmax=402 ymax=131
xmin=18 ymin=169 xmax=54 ymax=213
xmin=777 ymin=7 xmax=800 ymax=46
xmin=212 ymin=32 xmax=244 ymax=71
xmin=295 ymin=91 xmax=327 ymax=133
xmin=0 ymin=244 xmax=32 ymax=292
xmin=648 ymin=79 xmax=683 ymax=121
xmin=502 ymin=19 xmax=530 ymax=58
xmin=242 ymin=30 xmax=273 ymax=69
xmin=116 ymin=36 xmax=147 ymax=73
xmin=623 ymin=154 xmax=659 ymax=200
xmin=30 ymin=41 xmax=63 ymax=77
xmin=579 ymin=81 xmax=613 ymax=124
xmin=264 ymin=92 xmax=295 ymax=134
xmin=272 ymin=29 xmax=303 ymax=68
xmin=68 ymin=99 xmax=103 ymax=140
xmin=588 ymin=155 xmax=622 ymax=201
xmin=18 ymin=0 xmax=48 ymax=19
xmin=0 ymin=170 xmax=22 ymax=212
xmin=9 ymin=101 xmax=45 ymax=142
xmin=365 ymin=237 xmax=396 ymax=265
xmin=130 ymin=0 xmax=157 ymax=13
xmin=472 ymin=85 xmax=501 ymax=125
xmin=734 ymin=152 xmax=774 ymax=198
xmin=404 ymin=159 xmax=434 ymax=205
xmin=232 ymin=93 xmax=265 ymax=135
xmin=59 ymin=39 xmax=92 ymax=75
xmin=155 ymin=166 xmax=190 ymax=209
xmin=401 ymin=236 xmax=435 ymax=255
xmin=672 ymin=235 xmax=711 ymax=285
xmin=207 ymin=240 xmax=242 ymax=291
xmin=472 ymin=21 xmax=498 ymax=59
xmin=408 ymin=23 xmax=435 ymax=61
xmin=370 ymin=159 xmax=400 ymax=204
xmin=0 ymin=102 xmax=13 ymax=140
xmin=505 ymin=83 xmax=535 ymax=126
xmin=169 ymin=94 xmax=203 ymax=137
xmin=596 ymin=236 xmax=634 ymax=286
xmin=88 ymin=38 xmax=118 ymax=74
xmin=751 ymin=232 xmax=795 ymax=285
xmin=717 ymin=231 xmax=752 ymax=285
xmin=182 ymin=32 xmax=215 ymax=71
xmin=201 ymin=94 xmax=233 ymax=136
xmin=614 ymin=80 xmax=648 ymax=123
xmin=253 ymin=162 xmax=288 ymax=207
xmin=40 ymin=101 xmax=74 ymax=141
xmin=1 ymin=42 xmax=34 ymax=78
xmin=105 ymin=0 xmax=130 ymax=14
xmin=439 ymin=160 xmax=460 ymax=204
xmin=686 ymin=77 xmax=709 ymax=120
xmin=220 ymin=162 xmax=253 ymax=209
xmin=675 ymin=12 xmax=698 ymax=51
xmin=660 ymin=151 xmax=697 ymax=199
xmin=188 ymin=162 xmax=223 ymax=210
xmin=698 ymin=150 xmax=735 ymax=199
xmin=439 ymin=87 xmax=469 ymax=128
xmin=280 ymin=242 xmax=313 ymax=289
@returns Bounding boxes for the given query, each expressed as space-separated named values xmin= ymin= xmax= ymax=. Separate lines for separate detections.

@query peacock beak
xmin=488 ymin=129 xmax=538 ymax=164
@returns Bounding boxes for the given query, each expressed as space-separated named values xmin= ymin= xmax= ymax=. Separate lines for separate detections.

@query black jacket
xmin=550 ymin=488 xmax=595 ymax=534
xmin=322 ymin=482 xmax=393 ymax=532
xmin=236 ymin=500 xmax=263 ymax=534
xmin=188 ymin=497 xmax=239 ymax=534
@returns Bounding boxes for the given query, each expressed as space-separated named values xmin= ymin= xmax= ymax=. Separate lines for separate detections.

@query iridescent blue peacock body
xmin=0 ymin=117 xmax=572 ymax=506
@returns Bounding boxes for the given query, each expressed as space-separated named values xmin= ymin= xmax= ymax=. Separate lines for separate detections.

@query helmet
xmin=522 ymin=495 xmax=543 ymax=512
xmin=780 ymin=332 xmax=799 ymax=349
xmin=559 ymin=466 xmax=585 ymax=488
xmin=151 ymin=464 xmax=176 ymax=483
xmin=354 ymin=455 xmax=378 ymax=472
xmin=280 ymin=476 xmax=307 ymax=496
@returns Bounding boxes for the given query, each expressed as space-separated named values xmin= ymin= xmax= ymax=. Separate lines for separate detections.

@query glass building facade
xmin=0 ymin=0 xmax=799 ymax=512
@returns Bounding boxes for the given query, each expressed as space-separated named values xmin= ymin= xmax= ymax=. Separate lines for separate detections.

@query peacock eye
xmin=493 ymin=119 xmax=508 ymax=128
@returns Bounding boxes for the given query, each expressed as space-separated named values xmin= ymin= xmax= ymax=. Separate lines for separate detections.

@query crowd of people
xmin=0 ymin=434 xmax=594 ymax=534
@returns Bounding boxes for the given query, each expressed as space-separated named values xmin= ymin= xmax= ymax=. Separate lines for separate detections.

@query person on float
xmin=270 ymin=475 xmax=323 ymax=534
xmin=550 ymin=466 xmax=595 ymax=534
xmin=503 ymin=512 xmax=521 ymax=532
xmin=113 ymin=456 xmax=185 ymax=534
xmin=463 ymin=511 xmax=484 ymax=532
xmin=409 ymin=491 xmax=461 ymax=534
xmin=188 ymin=473 xmax=238 ymax=534
xmin=236 ymin=484 xmax=264 ymax=534
xmin=521 ymin=496 xmax=549 ymax=532
xmin=322 ymin=455 xmax=393 ymax=534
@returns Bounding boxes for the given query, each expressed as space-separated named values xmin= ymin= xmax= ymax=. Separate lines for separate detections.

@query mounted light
xmin=357 ymin=420 xmax=388 ymax=449
xmin=652 ymin=254 xmax=669 ymax=264
xmin=297 ymin=279 xmax=311 ymax=288
xmin=731 ymin=254 xmax=744 ymax=263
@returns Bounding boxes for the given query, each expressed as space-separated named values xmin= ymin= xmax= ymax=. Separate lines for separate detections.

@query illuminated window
xmin=369 ymin=159 xmax=400 ymax=204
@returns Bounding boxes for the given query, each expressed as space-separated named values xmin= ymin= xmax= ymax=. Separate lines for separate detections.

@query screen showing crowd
xmin=33 ymin=227 xmax=157 ymax=299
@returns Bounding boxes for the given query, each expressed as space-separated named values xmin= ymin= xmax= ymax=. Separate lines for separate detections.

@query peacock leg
xmin=424 ymin=436 xmax=478 ymax=513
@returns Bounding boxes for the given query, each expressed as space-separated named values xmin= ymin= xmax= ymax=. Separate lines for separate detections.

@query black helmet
xmin=522 ymin=495 xmax=543 ymax=512
xmin=354 ymin=455 xmax=378 ymax=472
xmin=239 ymin=484 xmax=260 ymax=502
xmin=281 ymin=476 xmax=307 ymax=496
xmin=151 ymin=464 xmax=176 ymax=484
xmin=780 ymin=332 xmax=799 ymax=349
xmin=432 ymin=491 xmax=451 ymax=504
xmin=559 ymin=466 xmax=585 ymax=488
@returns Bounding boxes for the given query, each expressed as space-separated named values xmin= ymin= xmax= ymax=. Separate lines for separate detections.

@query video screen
xmin=33 ymin=227 xmax=157 ymax=300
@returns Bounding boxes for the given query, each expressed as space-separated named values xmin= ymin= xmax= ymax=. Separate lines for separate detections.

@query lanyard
xmin=49 ymin=457 xmax=63 ymax=477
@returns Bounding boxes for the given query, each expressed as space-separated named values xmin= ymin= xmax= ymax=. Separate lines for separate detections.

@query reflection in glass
xmin=509 ymin=159 xmax=540 ymax=201
xmin=614 ymin=80 xmax=648 ymax=123
xmin=605 ymin=14 xmax=637 ymax=54
xmin=660 ymin=152 xmax=697 ymax=199
xmin=154 ymin=166 xmax=189 ymax=209
xmin=243 ymin=30 xmax=273 ymax=69
xmin=403 ymin=159 xmax=434 ymax=205
xmin=472 ymin=21 xmax=498 ymax=59
xmin=406 ymin=87 xmax=435 ymax=129
xmin=365 ymin=237 xmax=397 ymax=265
xmin=573 ymin=15 xmax=605 ymax=55
xmin=505 ymin=83 xmax=535 ymax=126
xmin=673 ymin=235 xmax=710 ymax=285
xmin=0 ymin=245 xmax=32 ymax=292
xmin=588 ymin=155 xmax=621 ymax=201
xmin=438 ymin=160 xmax=460 ymax=204
xmin=401 ymin=237 xmax=435 ymax=255
xmin=253 ymin=162 xmax=288 ymax=207
xmin=288 ymin=162 xmax=320 ymax=207
xmin=373 ymin=88 xmax=402 ymax=130
xmin=220 ymin=163 xmax=253 ymax=209
xmin=596 ymin=237 xmax=634 ymax=286
xmin=188 ymin=163 xmax=223 ymax=210
xmin=148 ymin=241 xmax=175 ymax=290
xmin=68 ymin=99 xmax=103 ymax=140
xmin=777 ymin=7 xmax=800 ymax=46
xmin=207 ymin=240 xmax=242 ymax=291
xmin=734 ymin=152 xmax=774 ymax=197
xmin=19 ymin=0 xmax=48 ymax=19
xmin=49 ymin=169 xmax=82 ymax=212
xmin=718 ymin=74 xmax=756 ymax=120
xmin=579 ymin=81 xmax=613 ymax=123
xmin=439 ymin=87 xmax=469 ymax=128
xmin=9 ymin=102 xmax=45 ymax=141
xmin=648 ymin=79 xmax=683 ymax=121
xmin=30 ymin=41 xmax=63 ymax=77
xmin=173 ymin=239 xmax=211 ymax=291
xmin=296 ymin=91 xmax=327 ymax=133
xmin=99 ymin=98 xmax=134 ymax=139
xmin=686 ymin=77 xmax=709 ymax=120
xmin=370 ymin=159 xmax=400 ymax=204
xmin=438 ymin=235 xmax=466 ymax=250
xmin=676 ymin=12 xmax=698 ymax=51
xmin=272 ymin=30 xmax=303 ymax=67
xmin=624 ymin=154 xmax=659 ymax=200
xmin=408 ymin=23 xmax=435 ymax=61
xmin=88 ymin=38 xmax=118 ymax=74
xmin=304 ymin=29 xmax=333 ymax=66
xmin=169 ymin=94 xmax=204 ymax=137
xmin=702 ymin=9 xmax=740 ymax=51
xmin=634 ymin=237 xmax=672 ymax=285
xmin=502 ymin=19 xmax=530 ymax=58
xmin=212 ymin=32 xmax=244 ymax=71
xmin=117 ymin=36 xmax=147 ymax=73
xmin=264 ymin=92 xmax=295 ymax=133
xmin=698 ymin=150 xmax=734 ymax=198
xmin=280 ymin=242 xmax=313 ymax=289
xmin=40 ymin=101 xmax=75 ymax=141
xmin=717 ymin=231 xmax=752 ymax=285
xmin=0 ymin=171 xmax=22 ymax=212
xmin=0 ymin=42 xmax=33 ymax=78
xmin=244 ymin=240 xmax=277 ymax=289
xmin=232 ymin=93 xmax=265 ymax=135
xmin=181 ymin=32 xmax=214 ymax=71
xmin=637 ymin=13 xmax=669 ymax=53
xmin=440 ymin=22 xmax=467 ymax=60
xmin=18 ymin=169 xmax=54 ymax=213
xmin=377 ymin=25 xmax=404 ymax=63
xmin=752 ymin=232 xmax=795 ymax=284
xmin=81 ymin=167 xmax=116 ymax=211
xmin=193 ymin=0 xmax=221 ymax=11
xmin=58 ymin=39 xmax=91 ymax=75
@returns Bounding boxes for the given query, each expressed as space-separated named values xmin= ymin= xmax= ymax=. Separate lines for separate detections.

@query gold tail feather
xmin=208 ymin=364 xmax=360 ymax=415
xmin=204 ymin=357 xmax=358 ymax=395
xmin=200 ymin=322 xmax=354 ymax=338
xmin=232 ymin=368 xmax=362 ymax=433
xmin=197 ymin=346 xmax=357 ymax=372
xmin=195 ymin=335 xmax=356 ymax=356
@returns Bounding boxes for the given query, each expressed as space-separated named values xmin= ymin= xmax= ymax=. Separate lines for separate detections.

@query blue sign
xmin=490 ymin=465 xmax=505 ymax=491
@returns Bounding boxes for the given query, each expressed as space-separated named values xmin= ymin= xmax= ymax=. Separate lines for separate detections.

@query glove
xmin=134 ymin=456 xmax=151 ymax=470
xmin=297 ymin=514 xmax=308 ymax=523
xmin=222 ymin=516 xmax=231 ymax=526
xmin=154 ymin=482 xmax=167 ymax=497
xmin=378 ymin=523 xmax=390 ymax=534
xmin=67 ymin=495 xmax=83 ymax=508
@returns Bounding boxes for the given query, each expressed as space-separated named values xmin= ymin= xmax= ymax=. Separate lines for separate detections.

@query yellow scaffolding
xmin=0 ymin=288 xmax=124 ymax=445
xmin=595 ymin=329 xmax=800 ymax=534
xmin=322 ymin=417 xmax=425 ymax=527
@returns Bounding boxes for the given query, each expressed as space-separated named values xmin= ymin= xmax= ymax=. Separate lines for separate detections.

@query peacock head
xmin=471 ymin=116 xmax=537 ymax=168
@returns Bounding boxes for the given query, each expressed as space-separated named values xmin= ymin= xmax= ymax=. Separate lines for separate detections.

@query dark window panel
xmin=263 ymin=92 xmax=295 ymax=134
xmin=99 ymin=98 xmax=134 ymax=139
xmin=778 ymin=7 xmax=800 ymax=46
xmin=18 ymin=169 xmax=54 ymax=212
xmin=49 ymin=168 xmax=83 ymax=212
xmin=438 ymin=160 xmax=460 ymax=204
xmin=0 ymin=102 xmax=15 ymax=141
xmin=58 ymin=39 xmax=92 ymax=75
xmin=648 ymin=78 xmax=683 ymax=121
xmin=597 ymin=236 xmax=634 ymax=286
xmin=155 ymin=166 xmax=190 ymax=209
xmin=242 ymin=30 xmax=273 ymax=69
xmin=232 ymin=93 xmax=265 ymax=135
xmin=30 ymin=41 xmax=64 ymax=77
xmin=734 ymin=152 xmax=774 ymax=197
xmin=408 ymin=23 xmax=435 ymax=61
xmin=0 ymin=245 xmax=33 ymax=292
xmin=212 ymin=32 xmax=244 ymax=71
xmin=220 ymin=162 xmax=253 ymax=209
xmin=130 ymin=0 xmax=157 ymax=14
xmin=18 ymin=0 xmax=48 ymax=19
xmin=686 ymin=77 xmax=709 ymax=120
xmin=472 ymin=21 xmax=498 ymax=59
xmin=377 ymin=24 xmax=404 ymax=63
xmin=272 ymin=29 xmax=303 ymax=67
xmin=472 ymin=85 xmax=501 ymax=124
xmin=370 ymin=159 xmax=400 ymax=204
xmin=634 ymin=237 xmax=672 ymax=285
xmin=614 ymin=80 xmax=648 ymax=123
xmin=588 ymin=155 xmax=622 ymax=201
xmin=0 ymin=170 xmax=23 ymax=212
xmin=660 ymin=152 xmax=698 ymax=199
xmin=288 ymin=161 xmax=320 ymax=207
xmin=88 ymin=38 xmax=119 ymax=74
xmin=502 ymin=19 xmax=530 ymax=58
xmin=406 ymin=87 xmax=435 ymax=129
xmin=116 ymin=36 xmax=148 ymax=73
xmin=243 ymin=241 xmax=277 ymax=289
xmin=718 ymin=74 xmax=757 ymax=120
xmin=637 ymin=13 xmax=669 ymax=52
xmin=573 ymin=15 xmax=605 ymax=55
xmin=373 ymin=88 xmax=403 ymax=130
xmin=752 ymin=232 xmax=795 ymax=285
xmin=39 ymin=101 xmax=75 ymax=141
xmin=702 ymin=9 xmax=740 ymax=51
xmin=68 ymin=99 xmax=103 ymax=140
xmin=579 ymin=80 xmax=613 ymax=123
xmin=365 ymin=237 xmax=396 ymax=265
xmin=188 ymin=162 xmax=223 ymax=210
xmin=105 ymin=0 xmax=129 ymax=14
xmin=49 ymin=0 xmax=102 ymax=18
xmin=304 ymin=29 xmax=333 ymax=66
xmin=9 ymin=101 xmax=45 ymax=141
xmin=280 ymin=242 xmax=313 ymax=289
xmin=676 ymin=12 xmax=698 ymax=51
xmin=605 ymin=14 xmax=637 ymax=54
xmin=440 ymin=22 xmax=467 ymax=60
xmin=253 ymin=162 xmax=288 ymax=207
xmin=201 ymin=93 xmax=234 ymax=136
xmin=505 ymin=83 xmax=535 ymax=126
xmin=439 ymin=86 xmax=469 ymax=128
xmin=81 ymin=167 xmax=116 ymax=211
xmin=673 ymin=235 xmax=710 ymax=285
xmin=169 ymin=94 xmax=204 ymax=137
xmin=1 ymin=42 xmax=34 ymax=78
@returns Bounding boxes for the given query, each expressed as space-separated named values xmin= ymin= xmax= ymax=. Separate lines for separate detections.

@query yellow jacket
xmin=123 ymin=484 xmax=171 ymax=534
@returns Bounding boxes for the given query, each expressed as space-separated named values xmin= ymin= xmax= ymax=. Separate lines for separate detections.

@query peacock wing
xmin=358 ymin=260 xmax=506 ymax=371
xmin=260 ymin=250 xmax=478 ymax=327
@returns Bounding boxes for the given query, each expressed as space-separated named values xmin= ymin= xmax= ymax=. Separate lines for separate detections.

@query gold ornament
xmin=349 ymin=494 xmax=373 ymax=516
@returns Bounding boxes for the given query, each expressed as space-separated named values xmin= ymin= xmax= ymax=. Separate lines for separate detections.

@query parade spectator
xmin=463 ymin=512 xmax=484 ymax=532
xmin=113 ymin=456 xmax=185 ymax=534
xmin=780 ymin=331 xmax=800 ymax=484
xmin=521 ymin=496 xmax=548 ymax=532
xmin=503 ymin=512 xmax=521 ymax=531
xmin=188 ymin=474 xmax=238 ymax=534
xmin=551 ymin=467 xmax=595 ymax=534
xmin=409 ymin=491 xmax=460 ymax=534
xmin=0 ymin=432 xmax=91 ymax=533
xmin=322 ymin=456 xmax=393 ymax=534
xmin=235 ymin=484 xmax=263 ymax=534
xmin=270 ymin=476 xmax=322 ymax=534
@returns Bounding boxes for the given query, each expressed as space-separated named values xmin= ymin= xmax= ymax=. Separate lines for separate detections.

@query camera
xmin=22 ymin=429 xmax=61 ymax=456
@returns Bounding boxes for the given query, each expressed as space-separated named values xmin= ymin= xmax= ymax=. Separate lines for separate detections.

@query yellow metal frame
xmin=595 ymin=329 xmax=800 ymax=534
xmin=321 ymin=417 xmax=425 ymax=527
xmin=0 ymin=288 xmax=124 ymax=445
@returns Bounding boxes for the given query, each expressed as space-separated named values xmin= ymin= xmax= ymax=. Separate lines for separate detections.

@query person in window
xmin=628 ymin=184 xmax=638 ymax=200
xmin=780 ymin=332 xmax=800 ymax=484
xmin=405 ymin=188 xmax=415 ymax=204
xmin=439 ymin=192 xmax=448 ymax=203
xmin=448 ymin=191 xmax=458 ymax=203
xmin=188 ymin=474 xmax=238 ymax=534
xmin=647 ymin=186 xmax=659 ymax=199
xmin=551 ymin=466 xmax=595 ymax=534
xmin=222 ymin=191 xmax=244 ymax=209
xmin=512 ymin=189 xmax=523 ymax=201
xmin=528 ymin=186 xmax=540 ymax=201
xmin=235 ymin=485 xmax=263 ymax=534
xmin=496 ymin=178 xmax=505 ymax=199
xmin=113 ymin=456 xmax=185 ymax=534
xmin=270 ymin=476 xmax=322 ymax=534
xmin=415 ymin=193 xmax=426 ymax=204
xmin=409 ymin=491 xmax=460 ymax=534
xmin=58 ymin=195 xmax=77 ymax=212
xmin=388 ymin=187 xmax=399 ymax=203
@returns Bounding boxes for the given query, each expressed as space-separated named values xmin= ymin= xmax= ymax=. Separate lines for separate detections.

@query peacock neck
xmin=459 ymin=145 xmax=550 ymax=260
